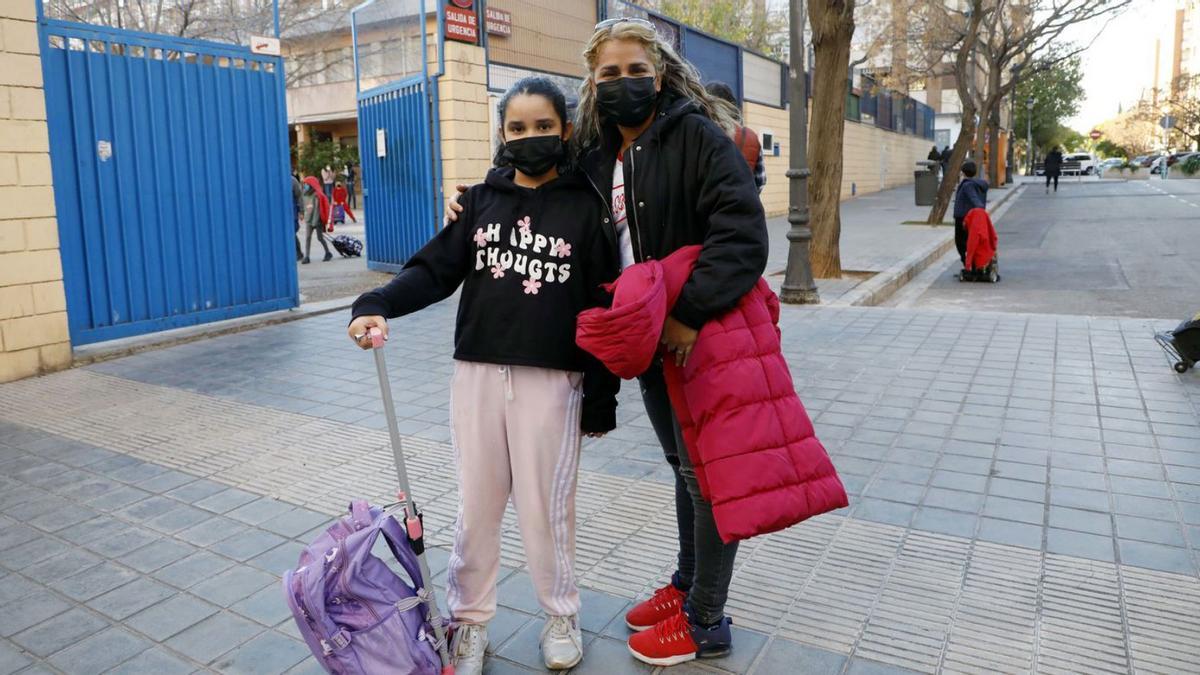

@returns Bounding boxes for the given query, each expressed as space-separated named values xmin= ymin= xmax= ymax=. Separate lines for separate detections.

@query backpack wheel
xmin=1176 ymin=361 xmax=1191 ymax=374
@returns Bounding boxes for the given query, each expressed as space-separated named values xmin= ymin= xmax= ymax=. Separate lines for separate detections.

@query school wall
xmin=841 ymin=121 xmax=935 ymax=200
xmin=744 ymin=102 xmax=790 ymax=217
xmin=0 ymin=5 xmax=72 ymax=383
xmin=486 ymin=0 xmax=596 ymax=78
xmin=744 ymin=102 xmax=932 ymax=217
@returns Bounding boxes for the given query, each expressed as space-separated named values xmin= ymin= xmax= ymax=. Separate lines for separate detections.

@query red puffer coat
xmin=576 ymin=246 xmax=848 ymax=543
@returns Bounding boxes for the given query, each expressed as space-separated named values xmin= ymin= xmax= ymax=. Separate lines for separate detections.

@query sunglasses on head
xmin=594 ymin=17 xmax=656 ymax=30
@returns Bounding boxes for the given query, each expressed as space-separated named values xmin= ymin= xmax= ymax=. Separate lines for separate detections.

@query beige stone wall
xmin=437 ymin=40 xmax=492 ymax=206
xmin=745 ymin=103 xmax=930 ymax=216
xmin=841 ymin=121 xmax=935 ymax=199
xmin=487 ymin=0 xmax=595 ymax=78
xmin=0 ymin=5 xmax=72 ymax=383
xmin=744 ymin=102 xmax=790 ymax=217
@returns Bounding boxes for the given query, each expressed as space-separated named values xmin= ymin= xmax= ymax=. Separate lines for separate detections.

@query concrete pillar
xmin=436 ymin=40 xmax=491 ymax=208
xmin=0 ymin=4 xmax=72 ymax=382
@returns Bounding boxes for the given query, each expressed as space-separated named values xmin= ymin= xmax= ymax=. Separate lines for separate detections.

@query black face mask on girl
xmin=596 ymin=76 xmax=658 ymax=127
xmin=500 ymin=135 xmax=565 ymax=177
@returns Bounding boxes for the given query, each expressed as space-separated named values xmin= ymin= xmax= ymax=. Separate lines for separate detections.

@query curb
xmin=835 ymin=184 xmax=1025 ymax=307
xmin=72 ymin=296 xmax=358 ymax=367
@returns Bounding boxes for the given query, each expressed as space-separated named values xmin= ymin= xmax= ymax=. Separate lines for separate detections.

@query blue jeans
xmin=639 ymin=363 xmax=739 ymax=626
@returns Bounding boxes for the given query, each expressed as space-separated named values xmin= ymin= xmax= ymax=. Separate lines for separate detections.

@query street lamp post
xmin=1026 ymin=96 xmax=1034 ymax=176
xmin=1006 ymin=64 xmax=1022 ymax=184
xmin=780 ymin=0 xmax=819 ymax=304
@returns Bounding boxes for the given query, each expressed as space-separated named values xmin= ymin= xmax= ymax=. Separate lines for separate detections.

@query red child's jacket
xmin=964 ymin=207 xmax=997 ymax=270
xmin=576 ymin=246 xmax=848 ymax=543
xmin=331 ymin=185 xmax=357 ymax=222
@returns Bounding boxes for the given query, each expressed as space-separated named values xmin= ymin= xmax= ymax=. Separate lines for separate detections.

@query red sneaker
xmin=628 ymin=610 xmax=699 ymax=666
xmin=624 ymin=582 xmax=686 ymax=631
xmin=628 ymin=609 xmax=734 ymax=667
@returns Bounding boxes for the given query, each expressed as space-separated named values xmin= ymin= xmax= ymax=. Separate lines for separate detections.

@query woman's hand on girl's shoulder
xmin=443 ymin=183 xmax=471 ymax=224
xmin=348 ymin=315 xmax=388 ymax=350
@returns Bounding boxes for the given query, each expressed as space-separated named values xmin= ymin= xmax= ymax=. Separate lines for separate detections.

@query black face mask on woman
xmin=596 ymin=76 xmax=658 ymax=127
xmin=500 ymin=135 xmax=565 ymax=177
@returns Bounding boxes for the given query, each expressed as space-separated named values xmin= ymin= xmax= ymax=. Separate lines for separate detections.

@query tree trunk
xmin=807 ymin=0 xmax=856 ymax=279
xmin=989 ymin=105 xmax=1002 ymax=186
xmin=927 ymin=0 xmax=985 ymax=224
xmin=928 ymin=105 xmax=977 ymax=224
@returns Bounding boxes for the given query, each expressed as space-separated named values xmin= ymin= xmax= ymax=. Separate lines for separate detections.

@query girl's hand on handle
xmin=443 ymin=184 xmax=470 ymax=223
xmin=348 ymin=315 xmax=388 ymax=350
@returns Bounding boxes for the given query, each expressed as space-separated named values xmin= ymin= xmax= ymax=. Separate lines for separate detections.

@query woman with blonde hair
xmin=576 ymin=18 xmax=766 ymax=667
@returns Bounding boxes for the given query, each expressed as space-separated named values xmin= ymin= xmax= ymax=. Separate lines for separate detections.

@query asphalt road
xmin=901 ymin=178 xmax=1200 ymax=320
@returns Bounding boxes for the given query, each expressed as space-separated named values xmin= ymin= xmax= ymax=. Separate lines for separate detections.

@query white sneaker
xmin=450 ymin=623 xmax=488 ymax=675
xmin=540 ymin=615 xmax=583 ymax=670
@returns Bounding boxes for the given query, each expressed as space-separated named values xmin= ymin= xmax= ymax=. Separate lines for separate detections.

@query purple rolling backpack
xmin=283 ymin=500 xmax=444 ymax=674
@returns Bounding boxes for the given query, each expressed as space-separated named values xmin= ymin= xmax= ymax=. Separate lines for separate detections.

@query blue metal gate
xmin=352 ymin=0 xmax=442 ymax=273
xmin=357 ymin=80 xmax=439 ymax=273
xmin=38 ymin=19 xmax=298 ymax=346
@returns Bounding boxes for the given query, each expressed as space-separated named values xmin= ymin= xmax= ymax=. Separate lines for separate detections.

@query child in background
xmin=953 ymin=160 xmax=988 ymax=265
xmin=331 ymin=180 xmax=357 ymax=225
xmin=346 ymin=77 xmax=618 ymax=675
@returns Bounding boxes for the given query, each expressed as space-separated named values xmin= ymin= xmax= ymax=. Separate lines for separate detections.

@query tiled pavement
xmin=2 ymin=299 xmax=1199 ymax=674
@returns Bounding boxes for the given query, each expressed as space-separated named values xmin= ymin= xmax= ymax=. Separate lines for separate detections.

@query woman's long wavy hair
xmin=574 ymin=21 xmax=741 ymax=153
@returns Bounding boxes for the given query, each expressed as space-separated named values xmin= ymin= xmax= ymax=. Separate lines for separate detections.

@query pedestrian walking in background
xmin=344 ymin=163 xmax=357 ymax=209
xmin=292 ymin=174 xmax=304 ymax=261
xmin=704 ymin=81 xmax=766 ymax=193
xmin=940 ymin=145 xmax=952 ymax=179
xmin=928 ymin=145 xmax=943 ymax=182
xmin=321 ymin=164 xmax=335 ymax=201
xmin=300 ymin=176 xmax=333 ymax=264
xmin=1044 ymin=145 xmax=1064 ymax=194
xmin=953 ymin=160 xmax=989 ymax=265
xmin=331 ymin=180 xmax=357 ymax=225
xmin=349 ymin=76 xmax=618 ymax=675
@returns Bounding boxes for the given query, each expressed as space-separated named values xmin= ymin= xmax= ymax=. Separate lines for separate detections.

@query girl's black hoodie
xmin=351 ymin=167 xmax=620 ymax=433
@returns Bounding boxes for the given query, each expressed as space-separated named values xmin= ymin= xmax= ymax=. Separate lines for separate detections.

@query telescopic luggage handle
xmin=368 ymin=327 xmax=454 ymax=674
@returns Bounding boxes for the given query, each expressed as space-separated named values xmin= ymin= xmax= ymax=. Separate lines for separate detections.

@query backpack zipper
xmin=335 ymin=550 xmax=382 ymax=625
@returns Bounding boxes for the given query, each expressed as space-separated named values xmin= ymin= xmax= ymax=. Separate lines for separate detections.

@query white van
xmin=1064 ymin=152 xmax=1097 ymax=175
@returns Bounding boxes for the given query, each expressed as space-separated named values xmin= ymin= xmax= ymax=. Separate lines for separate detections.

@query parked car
xmin=1142 ymin=154 xmax=1163 ymax=167
xmin=1151 ymin=156 xmax=1167 ymax=174
xmin=1063 ymin=152 xmax=1097 ymax=175
xmin=1099 ymin=158 xmax=1125 ymax=173
xmin=1166 ymin=151 xmax=1199 ymax=167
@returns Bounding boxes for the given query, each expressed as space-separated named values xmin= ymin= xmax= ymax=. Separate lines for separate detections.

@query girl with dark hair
xmin=347 ymin=76 xmax=619 ymax=674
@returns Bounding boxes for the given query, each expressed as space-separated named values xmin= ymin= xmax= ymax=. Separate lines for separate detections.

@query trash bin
xmin=914 ymin=160 xmax=939 ymax=206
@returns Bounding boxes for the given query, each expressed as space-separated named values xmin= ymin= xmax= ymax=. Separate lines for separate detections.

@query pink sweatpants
xmin=446 ymin=361 xmax=583 ymax=624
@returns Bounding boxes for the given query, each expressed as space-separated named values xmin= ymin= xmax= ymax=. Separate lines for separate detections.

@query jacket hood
xmin=483 ymin=166 xmax=588 ymax=194
xmin=586 ymin=90 xmax=703 ymax=161
xmin=303 ymin=176 xmax=330 ymax=223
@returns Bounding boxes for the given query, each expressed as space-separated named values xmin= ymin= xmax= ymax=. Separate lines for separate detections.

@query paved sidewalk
xmin=765 ymin=183 xmax=1019 ymax=304
xmin=3 ymin=295 xmax=1199 ymax=673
